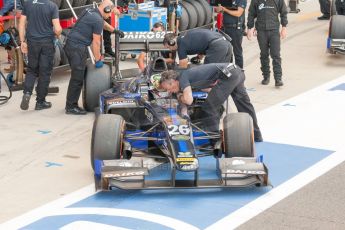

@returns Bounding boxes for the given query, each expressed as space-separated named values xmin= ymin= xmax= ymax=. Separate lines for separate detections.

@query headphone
xmin=164 ymin=33 xmax=176 ymax=46
xmin=104 ymin=5 xmax=113 ymax=13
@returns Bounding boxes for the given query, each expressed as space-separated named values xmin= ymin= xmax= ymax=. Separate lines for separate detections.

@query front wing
xmin=94 ymin=157 xmax=270 ymax=190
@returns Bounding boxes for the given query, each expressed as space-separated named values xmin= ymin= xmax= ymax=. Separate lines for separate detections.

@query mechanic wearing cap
xmin=335 ymin=0 xmax=345 ymax=15
xmin=163 ymin=29 xmax=232 ymax=68
xmin=18 ymin=0 xmax=62 ymax=111
xmin=137 ymin=22 xmax=175 ymax=72
xmin=216 ymin=0 xmax=247 ymax=69
xmin=64 ymin=0 xmax=124 ymax=115
xmin=247 ymin=0 xmax=288 ymax=87
xmin=159 ymin=63 xmax=263 ymax=142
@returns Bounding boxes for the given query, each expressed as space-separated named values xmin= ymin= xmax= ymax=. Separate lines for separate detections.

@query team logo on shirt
xmin=258 ymin=3 xmax=275 ymax=10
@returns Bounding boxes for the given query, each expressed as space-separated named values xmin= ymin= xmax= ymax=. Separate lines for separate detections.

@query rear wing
xmin=119 ymin=31 xmax=172 ymax=53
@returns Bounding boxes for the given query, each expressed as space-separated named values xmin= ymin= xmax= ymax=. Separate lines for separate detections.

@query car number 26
xmin=168 ymin=125 xmax=190 ymax=136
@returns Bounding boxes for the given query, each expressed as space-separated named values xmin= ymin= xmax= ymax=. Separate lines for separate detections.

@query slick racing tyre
xmin=83 ymin=62 xmax=111 ymax=112
xmin=179 ymin=5 xmax=189 ymax=31
xmin=330 ymin=15 xmax=345 ymax=39
xmin=223 ymin=113 xmax=255 ymax=158
xmin=181 ymin=1 xmax=198 ymax=29
xmin=197 ymin=0 xmax=212 ymax=25
xmin=91 ymin=114 xmax=125 ymax=170
xmin=53 ymin=44 xmax=61 ymax=67
xmin=186 ymin=0 xmax=205 ymax=27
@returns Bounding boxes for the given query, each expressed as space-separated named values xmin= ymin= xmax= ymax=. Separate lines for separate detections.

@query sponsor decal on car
xmin=226 ymin=169 xmax=266 ymax=175
xmin=176 ymin=158 xmax=195 ymax=162
xmin=172 ymin=135 xmax=190 ymax=141
xmin=103 ymin=171 xmax=146 ymax=178
xmin=123 ymin=31 xmax=170 ymax=40
xmin=177 ymin=151 xmax=193 ymax=157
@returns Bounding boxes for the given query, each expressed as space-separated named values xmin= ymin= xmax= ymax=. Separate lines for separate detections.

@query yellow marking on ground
xmin=297 ymin=11 xmax=322 ymax=21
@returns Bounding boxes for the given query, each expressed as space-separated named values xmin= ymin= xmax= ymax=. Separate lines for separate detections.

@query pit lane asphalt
xmin=0 ymin=0 xmax=345 ymax=228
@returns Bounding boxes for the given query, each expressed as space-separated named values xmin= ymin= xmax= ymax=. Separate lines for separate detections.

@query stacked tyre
xmin=179 ymin=0 xmax=212 ymax=31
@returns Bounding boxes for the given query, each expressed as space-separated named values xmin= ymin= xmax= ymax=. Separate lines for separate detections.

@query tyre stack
xmin=179 ymin=0 xmax=212 ymax=31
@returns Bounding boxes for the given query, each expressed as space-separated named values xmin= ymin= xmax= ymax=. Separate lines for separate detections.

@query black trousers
xmin=224 ymin=25 xmax=244 ymax=69
xmin=24 ymin=40 xmax=55 ymax=102
xmin=204 ymin=39 xmax=232 ymax=64
xmin=64 ymin=41 xmax=88 ymax=109
xmin=336 ymin=0 xmax=345 ymax=15
xmin=257 ymin=29 xmax=282 ymax=80
xmin=201 ymin=68 xmax=260 ymax=134
xmin=319 ymin=0 xmax=330 ymax=16
xmin=103 ymin=18 xmax=112 ymax=53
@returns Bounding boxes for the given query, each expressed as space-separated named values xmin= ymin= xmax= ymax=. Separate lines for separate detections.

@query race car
xmin=89 ymin=32 xmax=270 ymax=190
xmin=327 ymin=15 xmax=345 ymax=55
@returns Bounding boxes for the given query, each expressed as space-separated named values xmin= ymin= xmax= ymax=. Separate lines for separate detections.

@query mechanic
xmin=247 ymin=0 xmax=288 ymax=87
xmin=335 ymin=0 xmax=345 ymax=15
xmin=0 ymin=0 xmax=22 ymax=73
xmin=159 ymin=63 xmax=263 ymax=142
xmin=163 ymin=29 xmax=232 ymax=68
xmin=216 ymin=0 xmax=247 ymax=69
xmin=317 ymin=0 xmax=330 ymax=20
xmin=137 ymin=22 xmax=175 ymax=72
xmin=103 ymin=6 xmax=121 ymax=57
xmin=64 ymin=0 xmax=124 ymax=115
xmin=18 ymin=0 xmax=62 ymax=111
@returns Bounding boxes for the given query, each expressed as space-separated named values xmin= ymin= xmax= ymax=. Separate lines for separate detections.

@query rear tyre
xmin=83 ymin=63 xmax=111 ymax=112
xmin=330 ymin=15 xmax=345 ymax=39
xmin=223 ymin=113 xmax=255 ymax=158
xmin=53 ymin=44 xmax=61 ymax=67
xmin=91 ymin=114 xmax=125 ymax=170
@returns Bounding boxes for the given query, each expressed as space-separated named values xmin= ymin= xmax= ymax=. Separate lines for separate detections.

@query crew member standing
xmin=159 ymin=63 xmax=263 ymax=142
xmin=19 ymin=0 xmax=62 ymax=110
xmin=163 ymin=29 xmax=232 ymax=68
xmin=247 ymin=0 xmax=288 ymax=87
xmin=64 ymin=0 xmax=124 ymax=115
xmin=217 ymin=0 xmax=247 ymax=69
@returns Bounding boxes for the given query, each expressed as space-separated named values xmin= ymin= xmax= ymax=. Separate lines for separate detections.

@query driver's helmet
xmin=150 ymin=73 xmax=162 ymax=90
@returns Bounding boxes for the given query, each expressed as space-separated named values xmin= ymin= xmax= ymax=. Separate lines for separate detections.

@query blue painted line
xmin=37 ymin=130 xmax=51 ymax=135
xmin=329 ymin=83 xmax=345 ymax=91
xmin=21 ymin=142 xmax=334 ymax=229
xmin=45 ymin=162 xmax=63 ymax=167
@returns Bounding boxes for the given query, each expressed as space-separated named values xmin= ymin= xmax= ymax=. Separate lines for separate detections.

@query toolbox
xmin=119 ymin=7 xmax=167 ymax=32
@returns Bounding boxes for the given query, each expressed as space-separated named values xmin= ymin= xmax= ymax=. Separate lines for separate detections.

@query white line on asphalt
xmin=206 ymin=148 xmax=345 ymax=230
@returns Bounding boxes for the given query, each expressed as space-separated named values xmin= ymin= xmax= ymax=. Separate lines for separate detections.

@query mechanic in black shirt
xmin=137 ymin=22 xmax=175 ymax=72
xmin=159 ymin=63 xmax=263 ymax=142
xmin=163 ymin=29 xmax=232 ymax=68
xmin=247 ymin=0 xmax=288 ymax=87
xmin=64 ymin=0 xmax=124 ymax=115
xmin=19 ymin=0 xmax=62 ymax=111
xmin=335 ymin=0 xmax=345 ymax=15
xmin=216 ymin=0 xmax=247 ymax=69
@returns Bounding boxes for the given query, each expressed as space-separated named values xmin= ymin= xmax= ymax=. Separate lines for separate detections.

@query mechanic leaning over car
xmin=335 ymin=0 xmax=345 ymax=15
xmin=64 ymin=0 xmax=124 ymax=115
xmin=137 ymin=22 xmax=175 ymax=72
xmin=163 ymin=29 xmax=232 ymax=68
xmin=216 ymin=0 xmax=247 ymax=69
xmin=247 ymin=0 xmax=288 ymax=87
xmin=19 ymin=0 xmax=62 ymax=111
xmin=159 ymin=63 xmax=263 ymax=142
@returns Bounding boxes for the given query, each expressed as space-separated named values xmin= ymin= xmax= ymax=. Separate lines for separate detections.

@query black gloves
xmin=113 ymin=29 xmax=125 ymax=38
